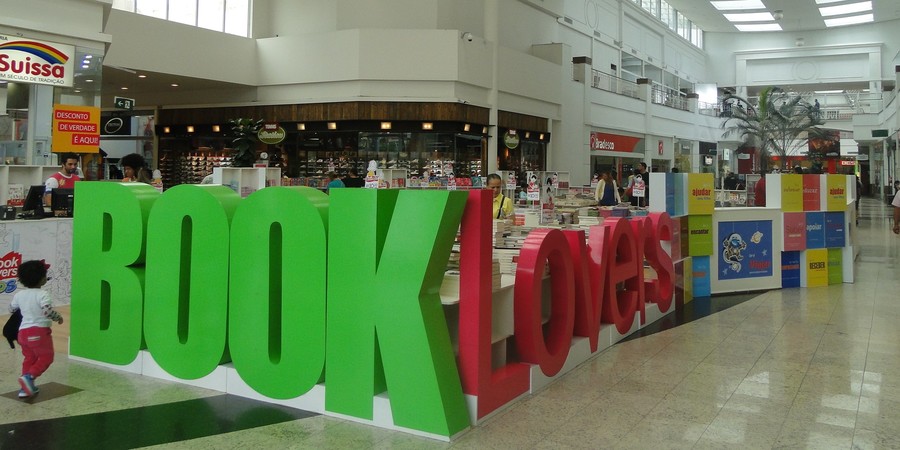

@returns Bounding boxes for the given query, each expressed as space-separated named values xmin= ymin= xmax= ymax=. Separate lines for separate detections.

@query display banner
xmin=589 ymin=132 xmax=641 ymax=152
xmin=691 ymin=256 xmax=710 ymax=297
xmin=679 ymin=216 xmax=690 ymax=260
xmin=673 ymin=173 xmax=686 ymax=216
xmin=805 ymin=212 xmax=825 ymax=249
xmin=664 ymin=173 xmax=675 ymax=216
xmin=717 ymin=220 xmax=773 ymax=281
xmin=824 ymin=212 xmax=845 ymax=248
xmin=52 ymin=104 xmax=101 ymax=153
xmin=783 ymin=212 xmax=807 ymax=251
xmin=0 ymin=35 xmax=75 ymax=87
xmin=670 ymin=216 xmax=683 ymax=262
xmin=802 ymin=175 xmax=821 ymax=211
xmin=674 ymin=257 xmax=692 ymax=305
xmin=827 ymin=248 xmax=842 ymax=285
xmin=687 ymin=215 xmax=713 ymax=256
xmin=804 ymin=248 xmax=828 ymax=287
xmin=825 ymin=175 xmax=847 ymax=211
xmin=780 ymin=174 xmax=803 ymax=212
xmin=687 ymin=174 xmax=714 ymax=215
xmin=781 ymin=251 xmax=801 ymax=288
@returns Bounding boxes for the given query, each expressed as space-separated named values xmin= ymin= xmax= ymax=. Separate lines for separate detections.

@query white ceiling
xmin=663 ymin=0 xmax=900 ymax=33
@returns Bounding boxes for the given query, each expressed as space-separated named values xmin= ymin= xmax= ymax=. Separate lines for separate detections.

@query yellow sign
xmin=805 ymin=249 xmax=828 ymax=287
xmin=780 ymin=174 xmax=803 ymax=212
xmin=52 ymin=104 xmax=100 ymax=153
xmin=825 ymin=175 xmax=847 ymax=211
xmin=687 ymin=173 xmax=714 ymax=215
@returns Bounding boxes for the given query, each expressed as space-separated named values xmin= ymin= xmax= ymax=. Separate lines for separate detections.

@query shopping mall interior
xmin=2 ymin=0 xmax=900 ymax=447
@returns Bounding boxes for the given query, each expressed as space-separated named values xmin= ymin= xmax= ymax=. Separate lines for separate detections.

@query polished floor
xmin=0 ymin=197 xmax=898 ymax=449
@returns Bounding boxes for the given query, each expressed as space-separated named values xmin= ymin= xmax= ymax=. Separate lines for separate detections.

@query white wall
xmin=0 ymin=0 xmax=111 ymax=47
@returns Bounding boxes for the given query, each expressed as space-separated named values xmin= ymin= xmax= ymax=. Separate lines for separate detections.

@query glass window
xmin=660 ymin=1 xmax=676 ymax=30
xmin=136 ymin=0 xmax=166 ymax=19
xmin=169 ymin=0 xmax=197 ymax=25
xmin=112 ymin=0 xmax=135 ymax=12
xmin=198 ymin=0 xmax=225 ymax=32
xmin=225 ymin=0 xmax=250 ymax=36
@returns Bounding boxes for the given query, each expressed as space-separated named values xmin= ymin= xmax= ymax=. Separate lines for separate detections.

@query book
xmin=7 ymin=184 xmax=24 ymax=207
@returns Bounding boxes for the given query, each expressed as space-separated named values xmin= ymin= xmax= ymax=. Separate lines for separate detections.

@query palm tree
xmin=721 ymin=86 xmax=827 ymax=173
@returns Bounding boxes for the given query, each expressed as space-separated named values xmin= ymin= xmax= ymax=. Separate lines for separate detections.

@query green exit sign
xmin=872 ymin=129 xmax=889 ymax=138
xmin=114 ymin=96 xmax=135 ymax=111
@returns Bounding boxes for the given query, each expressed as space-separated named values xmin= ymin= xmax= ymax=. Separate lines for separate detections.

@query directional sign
xmin=114 ymin=96 xmax=135 ymax=111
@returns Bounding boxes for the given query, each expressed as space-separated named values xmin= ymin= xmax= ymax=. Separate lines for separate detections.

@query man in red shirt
xmin=43 ymin=153 xmax=81 ymax=205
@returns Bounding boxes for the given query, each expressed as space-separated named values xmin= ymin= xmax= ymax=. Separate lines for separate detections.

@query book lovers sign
xmin=0 ymin=35 xmax=74 ymax=87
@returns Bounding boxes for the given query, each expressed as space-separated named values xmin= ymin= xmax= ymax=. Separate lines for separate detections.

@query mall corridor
xmin=0 ymin=197 xmax=898 ymax=449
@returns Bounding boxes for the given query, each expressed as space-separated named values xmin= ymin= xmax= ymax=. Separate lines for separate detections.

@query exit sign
xmin=114 ymin=96 xmax=135 ymax=111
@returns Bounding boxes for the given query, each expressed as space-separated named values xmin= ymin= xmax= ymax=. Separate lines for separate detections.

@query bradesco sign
xmin=0 ymin=35 xmax=74 ymax=87
xmin=70 ymin=184 xmax=675 ymax=437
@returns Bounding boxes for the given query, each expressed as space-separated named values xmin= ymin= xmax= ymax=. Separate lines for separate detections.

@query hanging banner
xmin=52 ymin=104 xmax=101 ymax=153
xmin=0 ymin=35 xmax=75 ymax=87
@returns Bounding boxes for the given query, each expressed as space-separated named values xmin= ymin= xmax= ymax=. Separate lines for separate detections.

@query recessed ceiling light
xmin=85 ymin=79 xmax=93 ymax=82
xmin=170 ymin=83 xmax=179 ymax=87
xmin=82 ymin=60 xmax=90 ymax=65
xmin=723 ymin=12 xmax=775 ymax=22
xmin=121 ymin=87 xmax=128 ymax=90
xmin=711 ymin=0 xmax=766 ymax=11
xmin=815 ymin=0 xmax=847 ymax=4
xmin=138 ymin=74 xmax=147 ymax=78
xmin=735 ymin=23 xmax=783 ymax=31
xmin=74 ymin=89 xmax=81 ymax=93
xmin=81 ymin=65 xmax=89 ymax=69
xmin=85 ymin=55 xmax=93 ymax=59
xmin=819 ymin=1 xmax=871 ymax=17
xmin=824 ymin=13 xmax=874 ymax=26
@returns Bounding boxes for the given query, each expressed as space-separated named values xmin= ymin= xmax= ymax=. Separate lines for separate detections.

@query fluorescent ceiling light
xmin=723 ymin=12 xmax=775 ymax=22
xmin=819 ymin=1 xmax=871 ymax=17
xmin=735 ymin=23 xmax=783 ymax=31
xmin=815 ymin=0 xmax=847 ymax=3
xmin=824 ymin=13 xmax=874 ymax=26
xmin=711 ymin=0 xmax=765 ymax=11
xmin=815 ymin=90 xmax=844 ymax=94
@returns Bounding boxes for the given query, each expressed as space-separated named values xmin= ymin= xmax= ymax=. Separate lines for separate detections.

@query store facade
xmin=588 ymin=129 xmax=646 ymax=187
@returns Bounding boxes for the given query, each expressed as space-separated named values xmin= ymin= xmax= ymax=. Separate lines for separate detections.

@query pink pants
xmin=19 ymin=326 xmax=54 ymax=378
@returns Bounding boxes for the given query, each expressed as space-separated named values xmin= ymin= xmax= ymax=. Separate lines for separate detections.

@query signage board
xmin=114 ymin=96 xmax=135 ymax=111
xmin=0 ymin=35 xmax=75 ymax=87
xmin=52 ymin=104 xmax=100 ymax=153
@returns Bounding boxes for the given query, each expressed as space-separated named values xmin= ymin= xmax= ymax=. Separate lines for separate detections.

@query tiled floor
xmin=0 ymin=197 xmax=898 ymax=449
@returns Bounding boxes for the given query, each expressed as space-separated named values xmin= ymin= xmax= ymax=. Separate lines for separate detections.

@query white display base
xmin=224 ymin=365 xmax=326 ymax=413
xmin=529 ymin=336 xmax=592 ymax=393
xmin=68 ymin=351 xmax=143 ymax=375
xmin=610 ymin=314 xmax=642 ymax=345
xmin=843 ymin=246 xmax=856 ymax=283
xmin=141 ymin=350 xmax=228 ymax=392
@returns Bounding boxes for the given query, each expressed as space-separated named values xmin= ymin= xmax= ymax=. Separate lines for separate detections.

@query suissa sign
xmin=71 ymin=184 xmax=676 ymax=438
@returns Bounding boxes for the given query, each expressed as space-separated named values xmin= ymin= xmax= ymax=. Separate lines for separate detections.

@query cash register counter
xmin=0 ymin=217 xmax=73 ymax=311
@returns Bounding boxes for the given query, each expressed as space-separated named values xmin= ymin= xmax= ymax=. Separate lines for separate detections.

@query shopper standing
xmin=10 ymin=260 xmax=63 ymax=398
xmin=594 ymin=172 xmax=621 ymax=206
xmin=44 ymin=153 xmax=81 ymax=204
xmin=326 ymin=172 xmax=345 ymax=193
xmin=487 ymin=174 xmax=513 ymax=219
xmin=892 ymin=188 xmax=900 ymax=235
xmin=120 ymin=153 xmax=152 ymax=183
xmin=754 ymin=172 xmax=767 ymax=207
xmin=342 ymin=168 xmax=365 ymax=188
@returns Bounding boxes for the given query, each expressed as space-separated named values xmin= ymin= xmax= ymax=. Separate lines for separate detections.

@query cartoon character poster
xmin=718 ymin=220 xmax=773 ymax=280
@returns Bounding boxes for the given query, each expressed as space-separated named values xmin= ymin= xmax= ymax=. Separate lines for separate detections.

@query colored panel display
xmin=825 ymin=175 xmax=847 ymax=212
xmin=781 ymin=251 xmax=801 ymax=288
xmin=780 ymin=174 xmax=803 ymax=212
xmin=717 ymin=220 xmax=773 ymax=281
xmin=802 ymin=175 xmax=821 ymax=211
xmin=687 ymin=215 xmax=713 ymax=256
xmin=670 ymin=216 xmax=683 ymax=262
xmin=664 ymin=173 xmax=675 ymax=216
xmin=673 ymin=174 xmax=686 ymax=217
xmin=827 ymin=248 xmax=843 ymax=285
xmin=783 ymin=212 xmax=807 ymax=251
xmin=805 ymin=212 xmax=825 ymax=249
xmin=687 ymin=173 xmax=715 ymax=215
xmin=805 ymin=249 xmax=828 ymax=287
xmin=691 ymin=256 xmax=710 ymax=297
xmin=824 ymin=212 xmax=846 ymax=248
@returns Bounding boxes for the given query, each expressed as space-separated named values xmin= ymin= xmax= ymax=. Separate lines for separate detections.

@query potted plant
xmin=228 ymin=118 xmax=264 ymax=167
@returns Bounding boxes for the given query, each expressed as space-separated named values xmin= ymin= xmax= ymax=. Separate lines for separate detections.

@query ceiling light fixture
xmin=121 ymin=87 xmax=129 ymax=90
xmin=297 ymin=123 xmax=306 ymax=131
xmin=138 ymin=74 xmax=147 ymax=78
xmin=723 ymin=12 xmax=774 ymax=22
xmin=212 ymin=125 xmax=221 ymax=132
xmin=734 ymin=23 xmax=783 ymax=32
xmin=824 ymin=13 xmax=873 ymax=27
xmin=819 ymin=1 xmax=872 ymax=17
xmin=772 ymin=10 xmax=783 ymax=20
xmin=186 ymin=126 xmax=195 ymax=133
xmin=463 ymin=123 xmax=471 ymax=132
xmin=170 ymin=83 xmax=179 ymax=87
xmin=710 ymin=0 xmax=766 ymax=11
xmin=422 ymin=122 xmax=433 ymax=130
xmin=380 ymin=122 xmax=392 ymax=130
xmin=328 ymin=122 xmax=337 ymax=130
xmin=163 ymin=127 xmax=171 ymax=133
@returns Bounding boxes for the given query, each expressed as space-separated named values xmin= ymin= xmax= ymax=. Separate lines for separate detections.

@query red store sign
xmin=590 ymin=132 xmax=642 ymax=152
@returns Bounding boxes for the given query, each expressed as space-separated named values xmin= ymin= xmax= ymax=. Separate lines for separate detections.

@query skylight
xmin=819 ymin=1 xmax=872 ymax=17
xmin=735 ymin=23 xmax=783 ymax=31
xmin=824 ymin=13 xmax=874 ymax=27
xmin=723 ymin=12 xmax=775 ymax=22
xmin=710 ymin=0 xmax=766 ymax=11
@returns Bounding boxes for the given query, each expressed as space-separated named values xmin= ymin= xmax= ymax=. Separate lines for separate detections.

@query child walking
xmin=9 ymin=260 xmax=63 ymax=398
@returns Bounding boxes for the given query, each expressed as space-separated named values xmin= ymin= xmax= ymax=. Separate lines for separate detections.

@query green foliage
xmin=721 ymin=86 xmax=827 ymax=172
xmin=228 ymin=118 xmax=264 ymax=167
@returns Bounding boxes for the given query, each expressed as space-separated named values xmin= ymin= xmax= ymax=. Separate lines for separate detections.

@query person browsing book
xmin=487 ymin=174 xmax=513 ymax=219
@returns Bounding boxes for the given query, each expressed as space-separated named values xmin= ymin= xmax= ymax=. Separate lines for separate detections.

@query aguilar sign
xmin=70 ymin=184 xmax=676 ymax=438
xmin=0 ymin=35 xmax=74 ymax=87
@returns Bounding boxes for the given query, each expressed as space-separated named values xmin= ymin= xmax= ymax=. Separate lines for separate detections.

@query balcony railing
xmin=698 ymin=101 xmax=719 ymax=117
xmin=651 ymin=82 xmax=689 ymax=111
xmin=591 ymin=70 xmax=640 ymax=99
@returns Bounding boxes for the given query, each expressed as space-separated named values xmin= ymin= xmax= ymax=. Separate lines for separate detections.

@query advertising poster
xmin=0 ymin=35 xmax=75 ymax=87
xmin=827 ymin=248 xmax=842 ymax=285
xmin=824 ymin=212 xmax=845 ymax=248
xmin=780 ymin=174 xmax=803 ymax=212
xmin=782 ymin=251 xmax=801 ymax=288
xmin=825 ymin=175 xmax=847 ymax=211
xmin=783 ymin=212 xmax=807 ymax=251
xmin=805 ymin=212 xmax=825 ymax=249
xmin=525 ymin=171 xmax=539 ymax=201
xmin=687 ymin=215 xmax=713 ymax=256
xmin=717 ymin=220 xmax=773 ymax=281
xmin=692 ymin=256 xmax=711 ymax=297
xmin=802 ymin=175 xmax=821 ymax=211
xmin=52 ymin=104 xmax=101 ymax=153
xmin=687 ymin=173 xmax=715 ymax=215
xmin=804 ymin=248 xmax=828 ymax=287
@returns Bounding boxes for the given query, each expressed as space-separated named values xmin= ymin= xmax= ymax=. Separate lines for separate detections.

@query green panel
xmin=687 ymin=215 xmax=713 ymax=256
xmin=70 ymin=182 xmax=159 ymax=364
xmin=143 ymin=185 xmax=241 ymax=379
xmin=229 ymin=187 xmax=329 ymax=399
xmin=325 ymin=189 xmax=470 ymax=437
xmin=827 ymin=248 xmax=843 ymax=285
